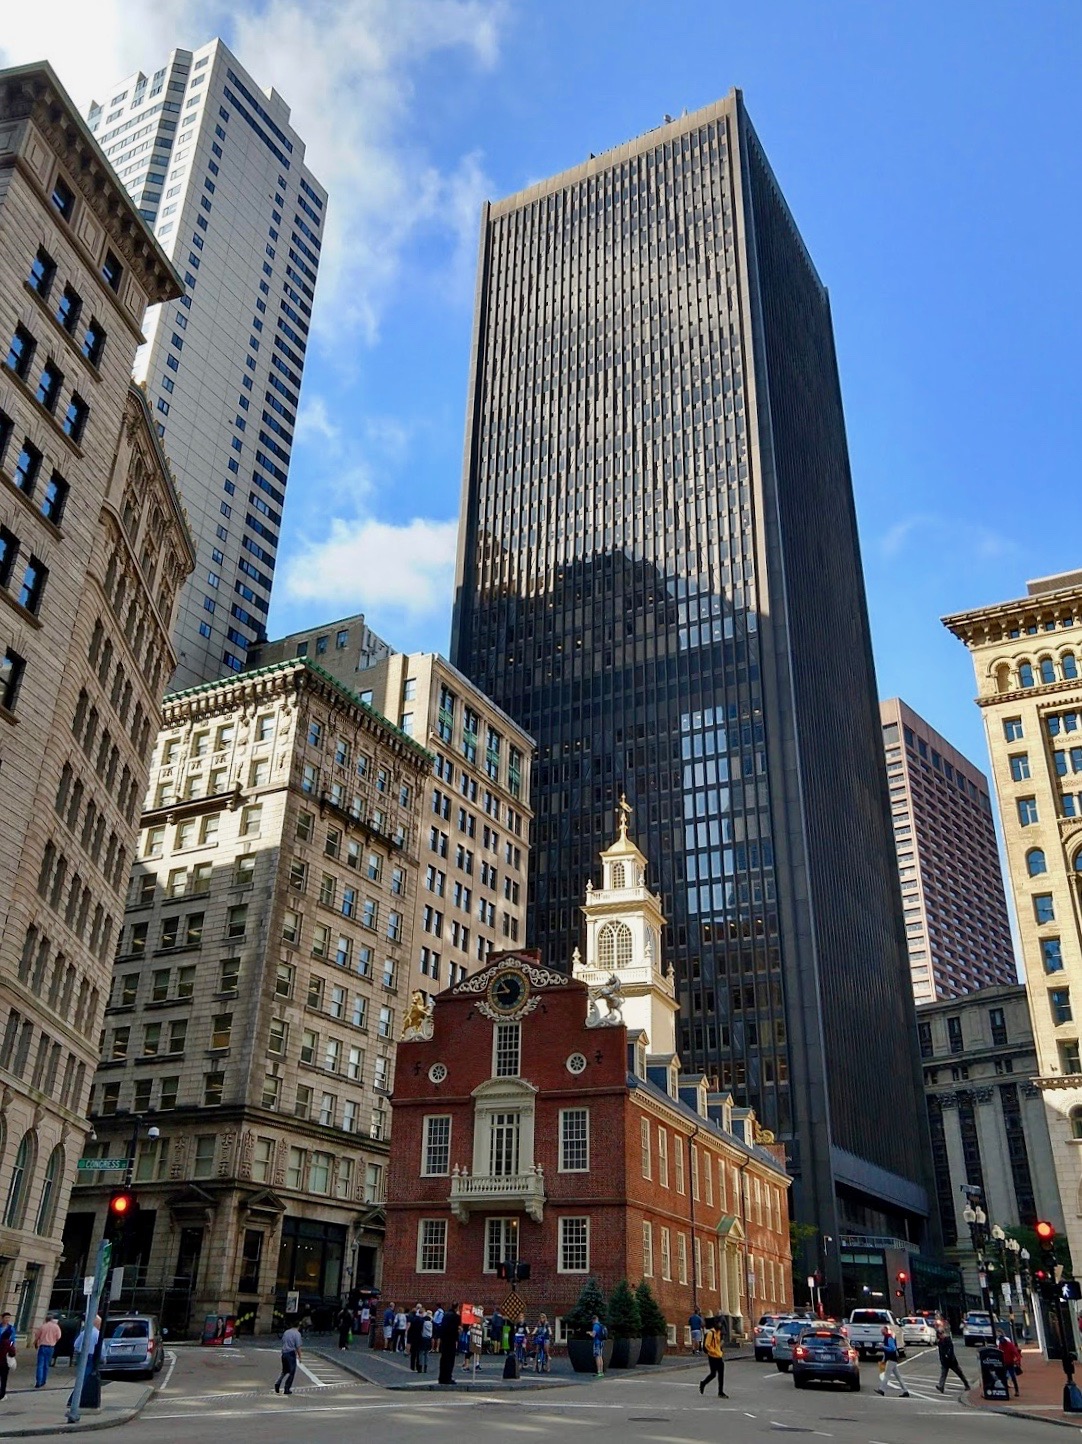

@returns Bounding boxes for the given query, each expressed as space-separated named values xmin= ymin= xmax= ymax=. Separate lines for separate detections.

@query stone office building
xmin=60 ymin=657 xmax=430 ymax=1333
xmin=918 ymin=983 xmax=1062 ymax=1301
xmin=249 ymin=620 xmax=534 ymax=998
xmin=0 ymin=62 xmax=193 ymax=1329
xmin=383 ymin=822 xmax=792 ymax=1338
xmin=945 ymin=571 xmax=1082 ymax=1283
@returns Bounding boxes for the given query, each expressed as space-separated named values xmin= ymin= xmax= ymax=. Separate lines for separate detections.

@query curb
xmin=961 ymin=1386 xmax=1082 ymax=1432
xmin=0 ymin=1385 xmax=152 ymax=1438
xmin=310 ymin=1346 xmax=722 ymax=1393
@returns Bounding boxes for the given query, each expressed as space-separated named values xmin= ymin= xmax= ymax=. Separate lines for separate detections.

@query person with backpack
xmin=876 ymin=1326 xmax=909 ymax=1397
xmin=698 ymin=1317 xmax=728 ymax=1398
xmin=998 ymin=1332 xmax=1022 ymax=1397
xmin=591 ymin=1314 xmax=607 ymax=1375
xmin=935 ymin=1326 xmax=970 ymax=1392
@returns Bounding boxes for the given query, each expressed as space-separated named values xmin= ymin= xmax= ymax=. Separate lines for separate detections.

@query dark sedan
xmin=792 ymin=1327 xmax=861 ymax=1391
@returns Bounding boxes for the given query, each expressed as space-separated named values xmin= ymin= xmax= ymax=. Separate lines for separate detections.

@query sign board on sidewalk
xmin=285 ymin=1290 xmax=300 ymax=1315
xmin=77 ymin=1157 xmax=129 ymax=1172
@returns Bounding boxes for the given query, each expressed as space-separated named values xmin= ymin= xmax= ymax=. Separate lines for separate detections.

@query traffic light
xmin=1036 ymin=1221 xmax=1057 ymax=1246
xmin=896 ymin=1271 xmax=908 ymax=1286
xmin=108 ymin=1189 xmax=138 ymax=1221
xmin=1036 ymin=1220 xmax=1058 ymax=1276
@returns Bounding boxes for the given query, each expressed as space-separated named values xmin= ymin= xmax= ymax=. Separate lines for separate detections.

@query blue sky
xmin=6 ymin=0 xmax=1081 ymax=774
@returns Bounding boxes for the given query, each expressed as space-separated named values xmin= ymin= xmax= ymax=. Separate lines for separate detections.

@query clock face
xmin=488 ymin=968 xmax=529 ymax=1015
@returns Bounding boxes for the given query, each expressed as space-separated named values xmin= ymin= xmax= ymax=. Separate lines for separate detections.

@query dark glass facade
xmin=451 ymin=91 xmax=936 ymax=1271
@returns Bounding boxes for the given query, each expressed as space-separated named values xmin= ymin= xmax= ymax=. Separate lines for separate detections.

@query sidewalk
xmin=965 ymin=1345 xmax=1082 ymax=1431
xmin=0 ymin=1365 xmax=150 ymax=1438
xmin=309 ymin=1334 xmax=748 ymax=1392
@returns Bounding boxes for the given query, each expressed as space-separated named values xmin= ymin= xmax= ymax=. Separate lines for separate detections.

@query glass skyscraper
xmin=451 ymin=91 xmax=937 ymax=1270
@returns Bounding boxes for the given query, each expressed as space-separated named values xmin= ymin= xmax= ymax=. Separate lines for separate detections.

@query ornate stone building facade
xmin=0 ymin=62 xmax=192 ymax=1328
xmin=383 ymin=823 xmax=791 ymax=1339
xmin=918 ymin=984 xmax=1061 ymax=1301
xmin=62 ymin=659 xmax=431 ymax=1334
xmin=945 ymin=571 xmax=1082 ymax=1283
xmin=249 ymin=624 xmax=535 ymax=1000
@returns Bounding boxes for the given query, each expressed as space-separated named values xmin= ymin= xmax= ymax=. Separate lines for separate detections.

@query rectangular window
xmin=1035 ymin=894 xmax=1056 ymax=925
xmin=62 ymin=393 xmax=89 ymax=443
xmin=989 ymin=1007 xmax=1008 ymax=1046
xmin=560 ymin=1108 xmax=589 ymax=1171
xmin=657 ymin=1127 xmax=669 ymax=1187
xmin=423 ymin=1115 xmax=452 ymax=1175
xmin=642 ymin=1221 xmax=654 ymax=1276
xmin=1003 ymin=718 xmax=1024 ymax=741
xmin=660 ymin=1226 xmax=672 ymax=1280
xmin=674 ymin=1139 xmax=685 ymax=1195
xmin=558 ymin=1216 xmax=589 ymax=1273
xmin=1018 ymin=797 xmax=1039 ymax=826
xmin=101 ymin=250 xmax=123 ymax=291
xmin=485 ymin=1217 xmax=520 ymax=1273
xmin=0 ymin=647 xmax=25 ymax=712
xmin=6 ymin=325 xmax=35 ymax=378
xmin=193 ymin=1136 xmax=215 ymax=1178
xmin=1059 ymin=1039 xmax=1081 ymax=1075
xmin=418 ymin=1218 xmax=447 ymax=1272
xmin=494 ymin=1022 xmax=520 ymax=1076
xmin=1043 ymin=938 xmax=1064 ymax=973
xmin=677 ymin=1232 xmax=688 ymax=1285
xmin=1051 ymin=988 xmax=1073 ymax=1025
xmin=640 ymin=1116 xmax=651 ymax=1178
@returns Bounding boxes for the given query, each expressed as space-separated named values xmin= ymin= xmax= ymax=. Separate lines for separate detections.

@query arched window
xmin=1019 ymin=662 xmax=1035 ymax=688
xmin=1040 ymin=657 xmax=1057 ymax=685
xmin=4 ymin=1133 xmax=34 ymax=1228
xmin=611 ymin=862 xmax=626 ymax=889
xmin=995 ymin=663 xmax=1011 ymax=694
xmin=1064 ymin=653 xmax=1079 ymax=681
xmin=35 ymin=1144 xmax=63 ymax=1235
xmin=1027 ymin=849 xmax=1048 ymax=876
xmin=1074 ymin=850 xmax=1082 ymax=874
xmin=597 ymin=921 xmax=634 ymax=971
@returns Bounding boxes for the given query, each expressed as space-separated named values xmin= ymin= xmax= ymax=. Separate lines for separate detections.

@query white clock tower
xmin=573 ymin=797 xmax=678 ymax=1056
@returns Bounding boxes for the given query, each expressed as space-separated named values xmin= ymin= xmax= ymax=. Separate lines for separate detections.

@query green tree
xmin=564 ymin=1276 xmax=608 ymax=1339
xmin=789 ymin=1220 xmax=819 ymax=1292
xmin=608 ymin=1278 xmax=642 ymax=1339
xmin=635 ymin=1280 xmax=668 ymax=1337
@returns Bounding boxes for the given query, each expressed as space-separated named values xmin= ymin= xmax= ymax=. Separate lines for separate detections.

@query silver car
xmin=773 ymin=1318 xmax=815 ymax=1372
xmin=100 ymin=1314 xmax=166 ymax=1378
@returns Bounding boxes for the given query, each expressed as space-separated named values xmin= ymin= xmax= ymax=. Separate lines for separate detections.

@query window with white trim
xmin=489 ymin=1111 xmax=521 ymax=1175
xmin=417 ymin=1218 xmax=447 ymax=1272
xmin=677 ymin=1231 xmax=688 ymax=1284
xmin=707 ymin=1239 xmax=717 ymax=1290
xmin=674 ymin=1140 xmax=685 ymax=1195
xmin=690 ymin=1144 xmax=699 ymax=1200
xmin=642 ymin=1220 xmax=653 ymax=1277
xmin=422 ymin=1115 xmax=451 ymax=1176
xmin=485 ymin=1216 xmax=519 ymax=1273
xmin=660 ymin=1226 xmax=672 ymax=1280
xmin=704 ymin=1150 xmax=713 ymax=1207
xmin=657 ymin=1127 xmax=669 ymax=1188
xmin=558 ymin=1216 xmax=589 ymax=1273
xmin=493 ymin=1022 xmax=520 ymax=1077
xmin=640 ymin=1116 xmax=651 ymax=1178
xmin=560 ymin=1107 xmax=589 ymax=1171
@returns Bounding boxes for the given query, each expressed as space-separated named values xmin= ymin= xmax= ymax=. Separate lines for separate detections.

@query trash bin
xmin=978 ymin=1346 xmax=1009 ymax=1401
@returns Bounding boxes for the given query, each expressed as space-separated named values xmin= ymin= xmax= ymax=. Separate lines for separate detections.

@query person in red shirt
xmin=998 ymin=1332 xmax=1022 ymax=1396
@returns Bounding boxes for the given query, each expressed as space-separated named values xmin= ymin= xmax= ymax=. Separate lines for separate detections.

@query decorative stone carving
xmin=170 ymin=1137 xmax=188 ymax=1180
xmin=586 ymin=973 xmax=625 ymax=1028
xmin=219 ymin=1130 xmax=236 ymax=1177
xmin=238 ymin=1130 xmax=254 ymax=1180
xmin=273 ymin=1138 xmax=287 ymax=1188
xmin=401 ymin=990 xmax=434 ymax=1042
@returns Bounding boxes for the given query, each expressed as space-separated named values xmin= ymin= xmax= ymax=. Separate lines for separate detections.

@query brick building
xmin=383 ymin=818 xmax=791 ymax=1340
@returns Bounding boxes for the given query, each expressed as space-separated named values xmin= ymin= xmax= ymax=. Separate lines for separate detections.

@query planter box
xmin=608 ymin=1336 xmax=642 ymax=1369
xmin=638 ymin=1335 xmax=667 ymax=1365
xmin=567 ymin=1337 xmax=614 ymax=1373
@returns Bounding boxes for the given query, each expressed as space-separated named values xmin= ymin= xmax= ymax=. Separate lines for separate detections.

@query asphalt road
xmin=95 ymin=1337 xmax=1059 ymax=1443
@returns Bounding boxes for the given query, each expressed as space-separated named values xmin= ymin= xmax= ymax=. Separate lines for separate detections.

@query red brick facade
xmin=383 ymin=954 xmax=792 ymax=1338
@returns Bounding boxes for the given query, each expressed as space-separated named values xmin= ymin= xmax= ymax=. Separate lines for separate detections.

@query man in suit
xmin=438 ymin=1304 xmax=461 ymax=1385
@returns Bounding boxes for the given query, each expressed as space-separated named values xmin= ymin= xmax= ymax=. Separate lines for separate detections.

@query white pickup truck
xmin=846 ymin=1308 xmax=906 ymax=1361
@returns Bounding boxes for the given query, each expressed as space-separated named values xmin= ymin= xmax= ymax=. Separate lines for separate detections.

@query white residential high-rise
xmin=88 ymin=40 xmax=325 ymax=689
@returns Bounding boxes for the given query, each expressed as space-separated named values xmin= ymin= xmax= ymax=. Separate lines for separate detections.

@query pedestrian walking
xmin=438 ymin=1304 xmax=461 ymax=1385
xmin=876 ymin=1326 xmax=909 ymax=1397
xmin=431 ymin=1305 xmax=444 ymax=1355
xmin=488 ymin=1308 xmax=505 ymax=1355
xmin=335 ymin=1304 xmax=352 ymax=1350
xmin=420 ymin=1311 xmax=433 ymax=1372
xmin=934 ymin=1326 xmax=971 ymax=1392
xmin=274 ymin=1320 xmax=303 ymax=1395
xmin=382 ymin=1302 xmax=395 ymax=1350
xmin=688 ymin=1308 xmax=705 ymax=1353
xmin=698 ymin=1317 xmax=728 ymax=1398
xmin=393 ymin=1306 xmax=408 ymax=1352
xmin=32 ymin=1313 xmax=62 ymax=1388
xmin=0 ymin=1313 xmax=15 ymax=1403
xmin=999 ymin=1332 xmax=1022 ymax=1397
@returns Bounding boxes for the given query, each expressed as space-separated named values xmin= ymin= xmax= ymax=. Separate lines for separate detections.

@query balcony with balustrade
xmin=448 ymin=1163 xmax=546 ymax=1224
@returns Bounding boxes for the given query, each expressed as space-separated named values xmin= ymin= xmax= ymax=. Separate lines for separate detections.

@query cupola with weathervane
xmin=573 ymin=795 xmax=678 ymax=1057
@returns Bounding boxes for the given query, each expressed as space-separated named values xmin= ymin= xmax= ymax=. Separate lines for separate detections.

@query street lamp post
xmin=962 ymin=1195 xmax=999 ymax=1338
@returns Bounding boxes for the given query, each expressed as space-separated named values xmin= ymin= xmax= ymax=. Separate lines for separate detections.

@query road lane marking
xmin=159 ymin=1349 xmax=178 ymax=1391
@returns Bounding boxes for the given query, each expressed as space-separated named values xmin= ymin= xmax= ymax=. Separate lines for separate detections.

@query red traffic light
xmin=896 ymin=1271 xmax=908 ymax=1285
xmin=108 ymin=1190 xmax=136 ymax=1218
xmin=1036 ymin=1221 xmax=1056 ymax=1243
xmin=1035 ymin=1269 xmax=1049 ymax=1281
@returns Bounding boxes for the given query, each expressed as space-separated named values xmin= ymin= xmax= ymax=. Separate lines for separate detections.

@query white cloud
xmin=295 ymin=396 xmax=342 ymax=446
xmin=880 ymin=512 xmax=1016 ymax=562
xmin=1 ymin=0 xmax=506 ymax=342
xmin=283 ymin=516 xmax=459 ymax=618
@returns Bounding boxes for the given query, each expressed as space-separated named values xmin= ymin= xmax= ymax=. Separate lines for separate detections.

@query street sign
xmin=82 ymin=1276 xmax=94 ymax=1296
xmin=77 ymin=1157 xmax=128 ymax=1172
xmin=285 ymin=1290 xmax=299 ymax=1314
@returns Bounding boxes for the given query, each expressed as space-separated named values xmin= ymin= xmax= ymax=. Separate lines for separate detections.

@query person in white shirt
xmin=275 ymin=1323 xmax=303 ymax=1396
